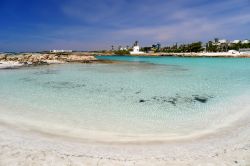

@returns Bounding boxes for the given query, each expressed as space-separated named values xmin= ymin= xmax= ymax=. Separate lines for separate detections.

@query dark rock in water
xmin=135 ymin=90 xmax=141 ymax=94
xmin=139 ymin=99 xmax=146 ymax=103
xmin=139 ymin=94 xmax=213 ymax=105
xmin=167 ymin=97 xmax=177 ymax=106
xmin=194 ymin=96 xmax=208 ymax=103
xmin=183 ymin=97 xmax=193 ymax=103
xmin=45 ymin=81 xmax=85 ymax=89
xmin=150 ymin=96 xmax=178 ymax=106
xmin=19 ymin=77 xmax=36 ymax=82
xmin=32 ymin=61 xmax=49 ymax=66
xmin=33 ymin=69 xmax=58 ymax=75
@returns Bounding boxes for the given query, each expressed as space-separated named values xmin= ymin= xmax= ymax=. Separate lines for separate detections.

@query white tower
xmin=130 ymin=41 xmax=145 ymax=55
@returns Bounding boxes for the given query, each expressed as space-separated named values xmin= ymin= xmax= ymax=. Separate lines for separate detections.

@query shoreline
xmin=92 ymin=52 xmax=250 ymax=57
xmin=0 ymin=95 xmax=249 ymax=144
xmin=0 ymin=104 xmax=249 ymax=165
xmin=0 ymin=106 xmax=249 ymax=145
xmin=1 ymin=52 xmax=250 ymax=69
xmin=130 ymin=52 xmax=250 ymax=57
xmin=0 ymin=93 xmax=249 ymax=145
xmin=0 ymin=53 xmax=119 ymax=69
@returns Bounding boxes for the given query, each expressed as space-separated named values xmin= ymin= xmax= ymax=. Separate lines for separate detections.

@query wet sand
xmin=0 ymin=105 xmax=249 ymax=166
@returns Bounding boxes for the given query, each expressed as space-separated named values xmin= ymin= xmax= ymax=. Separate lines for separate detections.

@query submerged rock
xmin=194 ymin=96 xmax=208 ymax=103
xmin=192 ymin=95 xmax=213 ymax=103
xmin=44 ymin=81 xmax=86 ymax=89
xmin=139 ymin=99 xmax=146 ymax=103
xmin=33 ymin=69 xmax=59 ymax=75
xmin=135 ymin=90 xmax=141 ymax=94
xmin=138 ymin=94 xmax=214 ymax=106
xmin=167 ymin=97 xmax=178 ymax=106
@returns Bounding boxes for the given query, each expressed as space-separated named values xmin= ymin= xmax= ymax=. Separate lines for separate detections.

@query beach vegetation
xmin=114 ymin=50 xmax=130 ymax=55
xmin=228 ymin=42 xmax=250 ymax=51
xmin=161 ymin=42 xmax=204 ymax=53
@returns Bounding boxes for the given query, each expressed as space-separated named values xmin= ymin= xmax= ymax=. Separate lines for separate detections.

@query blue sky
xmin=0 ymin=0 xmax=250 ymax=52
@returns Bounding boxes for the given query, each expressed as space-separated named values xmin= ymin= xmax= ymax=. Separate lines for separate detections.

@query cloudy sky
xmin=0 ymin=0 xmax=250 ymax=52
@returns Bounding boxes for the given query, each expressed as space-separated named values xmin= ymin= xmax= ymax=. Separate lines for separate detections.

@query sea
xmin=0 ymin=56 xmax=250 ymax=141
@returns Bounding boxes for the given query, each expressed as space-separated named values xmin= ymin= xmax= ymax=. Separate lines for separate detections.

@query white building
xmin=242 ymin=39 xmax=250 ymax=44
xmin=119 ymin=47 xmax=128 ymax=51
xmin=130 ymin=45 xmax=145 ymax=55
xmin=218 ymin=39 xmax=228 ymax=44
xmin=214 ymin=39 xmax=250 ymax=46
xmin=50 ymin=50 xmax=73 ymax=53
xmin=213 ymin=39 xmax=228 ymax=46
xmin=232 ymin=40 xmax=241 ymax=44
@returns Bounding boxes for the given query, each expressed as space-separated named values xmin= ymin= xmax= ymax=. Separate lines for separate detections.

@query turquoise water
xmin=0 ymin=56 xmax=250 ymax=140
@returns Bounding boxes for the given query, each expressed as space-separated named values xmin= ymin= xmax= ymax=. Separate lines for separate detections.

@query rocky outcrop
xmin=0 ymin=53 xmax=97 ymax=65
xmin=0 ymin=54 xmax=8 ymax=60
xmin=65 ymin=55 xmax=96 ymax=62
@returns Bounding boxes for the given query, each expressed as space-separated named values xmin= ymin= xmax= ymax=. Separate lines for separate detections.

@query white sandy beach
xmin=0 ymin=100 xmax=250 ymax=166
xmin=0 ymin=117 xmax=250 ymax=166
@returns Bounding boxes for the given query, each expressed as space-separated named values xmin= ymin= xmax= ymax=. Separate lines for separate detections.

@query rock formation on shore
xmin=0 ymin=53 xmax=97 ymax=67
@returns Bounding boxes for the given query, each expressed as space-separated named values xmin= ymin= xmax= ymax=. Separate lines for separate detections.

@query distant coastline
xmin=1 ymin=51 xmax=250 ymax=69
xmin=98 ymin=52 xmax=250 ymax=57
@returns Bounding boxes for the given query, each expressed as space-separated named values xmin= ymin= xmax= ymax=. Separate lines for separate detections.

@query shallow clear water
xmin=0 ymin=56 xmax=250 ymax=140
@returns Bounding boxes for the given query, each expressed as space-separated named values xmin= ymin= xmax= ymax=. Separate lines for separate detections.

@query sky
xmin=0 ymin=0 xmax=250 ymax=52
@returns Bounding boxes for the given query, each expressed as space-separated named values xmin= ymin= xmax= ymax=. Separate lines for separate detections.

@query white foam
xmin=0 ymin=61 xmax=23 ymax=69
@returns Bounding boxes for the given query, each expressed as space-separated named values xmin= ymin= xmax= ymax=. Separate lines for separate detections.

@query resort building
xmin=242 ymin=39 xmax=250 ymax=44
xmin=212 ymin=39 xmax=229 ymax=47
xmin=217 ymin=39 xmax=228 ymax=45
xmin=119 ymin=47 xmax=128 ymax=51
xmin=50 ymin=50 xmax=73 ymax=53
xmin=214 ymin=39 xmax=250 ymax=46
xmin=232 ymin=40 xmax=241 ymax=44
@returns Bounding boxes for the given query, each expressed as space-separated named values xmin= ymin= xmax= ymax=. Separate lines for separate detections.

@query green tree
xmin=189 ymin=42 xmax=203 ymax=52
xmin=114 ymin=50 xmax=130 ymax=55
xmin=207 ymin=41 xmax=218 ymax=52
